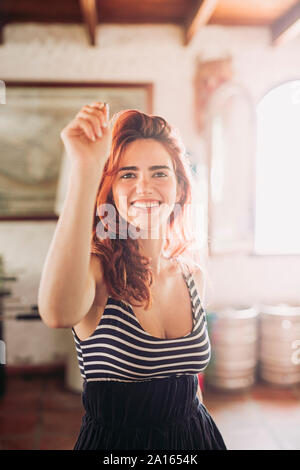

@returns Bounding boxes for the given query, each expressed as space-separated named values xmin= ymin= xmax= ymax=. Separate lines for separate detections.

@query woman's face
xmin=112 ymin=138 xmax=181 ymax=236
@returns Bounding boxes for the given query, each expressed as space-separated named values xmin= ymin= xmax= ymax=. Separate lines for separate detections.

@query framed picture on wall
xmin=0 ymin=81 xmax=153 ymax=221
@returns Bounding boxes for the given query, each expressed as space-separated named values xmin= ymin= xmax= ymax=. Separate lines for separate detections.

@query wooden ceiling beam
xmin=0 ymin=24 xmax=3 ymax=45
xmin=0 ymin=0 xmax=10 ymax=46
xmin=184 ymin=0 xmax=219 ymax=46
xmin=78 ymin=0 xmax=98 ymax=46
xmin=271 ymin=1 xmax=300 ymax=46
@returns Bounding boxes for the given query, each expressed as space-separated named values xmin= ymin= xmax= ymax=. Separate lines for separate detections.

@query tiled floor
xmin=204 ymin=382 xmax=300 ymax=450
xmin=0 ymin=370 xmax=300 ymax=450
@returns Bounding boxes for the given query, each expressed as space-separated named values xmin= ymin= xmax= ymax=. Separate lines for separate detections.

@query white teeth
xmin=132 ymin=201 xmax=160 ymax=208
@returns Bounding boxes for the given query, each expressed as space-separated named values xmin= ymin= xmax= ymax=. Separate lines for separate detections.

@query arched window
xmin=255 ymin=80 xmax=300 ymax=255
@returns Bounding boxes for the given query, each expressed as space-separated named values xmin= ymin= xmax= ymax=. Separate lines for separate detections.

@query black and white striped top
xmin=71 ymin=258 xmax=211 ymax=383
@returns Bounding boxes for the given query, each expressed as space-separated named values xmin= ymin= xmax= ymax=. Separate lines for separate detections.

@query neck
xmin=137 ymin=232 xmax=169 ymax=276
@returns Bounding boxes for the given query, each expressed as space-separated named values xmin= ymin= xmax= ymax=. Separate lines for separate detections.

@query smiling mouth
xmin=130 ymin=201 xmax=161 ymax=209
xmin=130 ymin=205 xmax=161 ymax=213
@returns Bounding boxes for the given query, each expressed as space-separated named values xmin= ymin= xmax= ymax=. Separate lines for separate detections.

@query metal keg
xmin=205 ymin=306 xmax=259 ymax=391
xmin=258 ymin=304 xmax=300 ymax=386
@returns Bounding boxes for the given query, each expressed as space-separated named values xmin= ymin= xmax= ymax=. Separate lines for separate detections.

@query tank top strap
xmin=175 ymin=256 xmax=191 ymax=281
xmin=175 ymin=257 xmax=198 ymax=325
xmin=175 ymin=256 xmax=207 ymax=324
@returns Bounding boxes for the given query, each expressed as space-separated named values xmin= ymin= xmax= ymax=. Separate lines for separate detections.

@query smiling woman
xmin=38 ymin=104 xmax=227 ymax=450
xmin=112 ymin=138 xmax=181 ymax=246
xmin=91 ymin=109 xmax=201 ymax=310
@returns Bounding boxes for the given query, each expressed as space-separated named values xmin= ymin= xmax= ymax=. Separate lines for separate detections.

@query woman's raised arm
xmin=38 ymin=102 xmax=111 ymax=328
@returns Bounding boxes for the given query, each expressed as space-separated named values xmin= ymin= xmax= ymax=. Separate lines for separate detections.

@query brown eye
xmin=120 ymin=173 xmax=136 ymax=179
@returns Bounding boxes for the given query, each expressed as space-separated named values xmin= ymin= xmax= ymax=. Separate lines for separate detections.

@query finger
xmin=76 ymin=117 xmax=96 ymax=141
xmin=90 ymin=101 xmax=106 ymax=109
xmin=89 ymin=102 xmax=109 ymax=128
xmin=76 ymin=110 xmax=103 ymax=138
xmin=77 ymin=110 xmax=102 ymax=137
xmin=83 ymin=104 xmax=105 ymax=114
xmin=82 ymin=105 xmax=107 ymax=130
xmin=88 ymin=102 xmax=109 ymax=127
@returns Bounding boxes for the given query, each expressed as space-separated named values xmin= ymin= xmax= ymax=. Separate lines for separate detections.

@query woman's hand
xmin=60 ymin=101 xmax=112 ymax=170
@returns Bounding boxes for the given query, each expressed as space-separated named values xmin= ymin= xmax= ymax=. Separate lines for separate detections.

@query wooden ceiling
xmin=0 ymin=0 xmax=299 ymax=46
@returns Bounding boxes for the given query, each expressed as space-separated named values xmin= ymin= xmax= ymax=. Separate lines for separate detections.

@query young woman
xmin=38 ymin=101 xmax=227 ymax=450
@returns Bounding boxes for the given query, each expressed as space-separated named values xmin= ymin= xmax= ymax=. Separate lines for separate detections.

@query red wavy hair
xmin=90 ymin=109 xmax=206 ymax=310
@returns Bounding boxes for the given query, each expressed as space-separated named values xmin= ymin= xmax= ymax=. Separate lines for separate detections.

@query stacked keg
xmin=258 ymin=304 xmax=300 ymax=386
xmin=205 ymin=306 xmax=259 ymax=391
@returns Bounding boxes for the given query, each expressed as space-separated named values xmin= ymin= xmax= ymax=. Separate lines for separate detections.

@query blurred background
xmin=0 ymin=0 xmax=300 ymax=450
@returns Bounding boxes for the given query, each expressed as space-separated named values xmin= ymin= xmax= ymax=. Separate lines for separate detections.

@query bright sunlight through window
xmin=254 ymin=80 xmax=300 ymax=255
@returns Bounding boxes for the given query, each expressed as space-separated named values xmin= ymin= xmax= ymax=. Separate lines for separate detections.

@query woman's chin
xmin=127 ymin=219 xmax=166 ymax=237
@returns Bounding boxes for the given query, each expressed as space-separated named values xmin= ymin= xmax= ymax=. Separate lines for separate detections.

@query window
xmin=255 ymin=80 xmax=300 ymax=255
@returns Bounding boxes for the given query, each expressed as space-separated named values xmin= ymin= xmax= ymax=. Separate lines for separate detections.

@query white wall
xmin=1 ymin=22 xmax=300 ymax=365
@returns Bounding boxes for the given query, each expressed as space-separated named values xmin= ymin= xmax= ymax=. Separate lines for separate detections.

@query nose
xmin=135 ymin=174 xmax=153 ymax=194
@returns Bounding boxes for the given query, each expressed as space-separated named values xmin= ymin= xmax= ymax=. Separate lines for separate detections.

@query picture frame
xmin=0 ymin=81 xmax=153 ymax=221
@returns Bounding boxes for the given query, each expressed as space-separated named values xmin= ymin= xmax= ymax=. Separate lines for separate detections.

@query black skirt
xmin=73 ymin=374 xmax=227 ymax=450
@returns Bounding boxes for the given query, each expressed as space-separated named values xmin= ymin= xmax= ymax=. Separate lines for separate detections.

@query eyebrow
xmin=118 ymin=165 xmax=172 ymax=172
